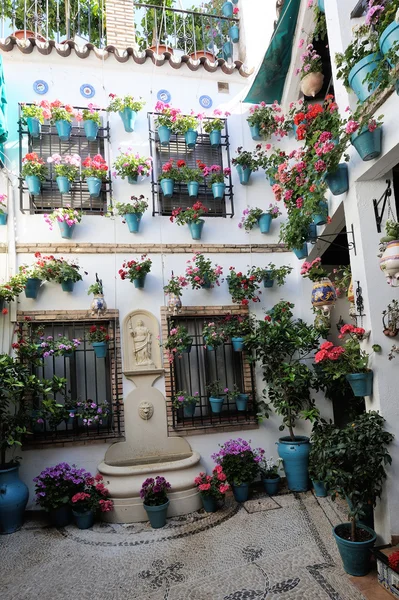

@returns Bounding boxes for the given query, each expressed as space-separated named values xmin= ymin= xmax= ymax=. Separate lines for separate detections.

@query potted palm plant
xmin=108 ymin=195 xmax=149 ymax=234
xmin=107 ymin=94 xmax=146 ymax=132
xmin=118 ymin=255 xmax=152 ymax=289
xmin=140 ymin=476 xmax=171 ymax=528
xmin=194 ymin=467 xmax=230 ymax=513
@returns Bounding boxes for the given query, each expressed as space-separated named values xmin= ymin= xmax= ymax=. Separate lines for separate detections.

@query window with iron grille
xmin=20 ymin=317 xmax=123 ymax=444
xmin=18 ymin=104 xmax=111 ymax=214
xmin=166 ymin=314 xmax=257 ymax=432
xmin=148 ymin=112 xmax=234 ymax=217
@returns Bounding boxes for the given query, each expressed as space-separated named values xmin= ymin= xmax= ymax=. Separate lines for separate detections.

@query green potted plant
xmin=184 ymin=253 xmax=223 ymax=289
xmin=206 ymin=380 xmax=226 ymax=414
xmin=223 ymin=313 xmax=252 ymax=351
xmin=39 ymin=256 xmax=84 ymax=293
xmin=211 ymin=438 xmax=264 ymax=502
xmin=87 ymin=325 xmax=110 ymax=359
xmin=308 ymin=420 xmax=329 ymax=498
xmin=202 ymin=320 xmax=228 ymax=350
xmin=246 ymin=101 xmax=289 ymax=141
xmin=226 ymin=266 xmax=261 ymax=305
xmin=43 ymin=205 xmax=82 ymax=240
xmin=245 ymin=301 xmax=321 ymax=491
xmin=140 ymin=476 xmax=171 ymax=529
xmin=21 ymin=151 xmax=47 ymax=196
xmin=0 ymin=273 xmax=27 ymax=311
xmin=194 ymin=467 xmax=230 ymax=513
xmin=225 ymin=384 xmax=248 ymax=411
xmin=154 ymin=100 xmax=182 ymax=146
xmin=107 ymin=93 xmax=146 ymax=132
xmin=71 ymin=473 xmax=114 ymax=529
xmin=50 ymin=100 xmax=76 ymax=141
xmin=178 ymin=160 xmax=205 ymax=198
xmin=203 ymin=109 xmax=229 ymax=147
xmin=254 ymin=263 xmax=292 ymax=289
xmin=46 ymin=153 xmax=81 ymax=196
xmin=164 ymin=323 xmax=193 ymax=363
xmin=82 ymin=154 xmax=108 ymax=198
xmin=239 ymin=204 xmax=281 ymax=234
xmin=231 ymin=147 xmax=259 ymax=185
xmin=174 ymin=112 xmax=200 ymax=148
xmin=158 ymin=160 xmax=182 ymax=199
xmin=203 ymin=164 xmax=231 ymax=199
xmin=170 ymin=201 xmax=209 ymax=240
xmin=118 ymin=255 xmax=152 ymax=289
xmin=75 ymin=400 xmax=109 ymax=427
xmin=112 ymin=151 xmax=152 ymax=184
xmin=20 ymin=101 xmax=45 ymax=138
xmin=279 ymin=208 xmax=312 ymax=258
xmin=108 ymin=195 xmax=149 ymax=234
xmin=81 ymin=103 xmax=101 ymax=141
xmin=259 ymin=456 xmax=282 ymax=496
xmin=173 ymin=390 xmax=199 ymax=418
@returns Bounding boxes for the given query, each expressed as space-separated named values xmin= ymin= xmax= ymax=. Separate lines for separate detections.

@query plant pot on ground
xmin=140 ymin=476 xmax=171 ymax=529
xmin=194 ymin=467 xmax=230 ymax=513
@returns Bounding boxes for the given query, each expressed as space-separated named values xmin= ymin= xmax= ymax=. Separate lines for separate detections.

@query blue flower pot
xmin=236 ymin=165 xmax=252 ymax=185
xmin=0 ymin=212 xmax=7 ymax=225
xmin=379 ymin=21 xmax=399 ymax=67
xmin=277 ymin=436 xmax=310 ymax=492
xmin=236 ymin=393 xmax=249 ymax=411
xmin=181 ymin=342 xmax=192 ymax=354
xmin=231 ymin=336 xmax=244 ymax=352
xmin=223 ymin=41 xmax=233 ymax=60
xmin=307 ymin=223 xmax=318 ymax=242
xmin=144 ymin=500 xmax=169 ymax=529
xmin=346 ymin=372 xmax=373 ymax=397
xmin=312 ymin=480 xmax=327 ymax=497
xmin=209 ymin=396 xmax=224 ymax=413
xmin=326 ymin=163 xmax=349 ymax=196
xmin=249 ymin=124 xmax=261 ymax=141
xmin=0 ymin=465 xmax=29 ymax=534
xmin=83 ymin=120 xmax=99 ymax=141
xmin=348 ymin=52 xmax=382 ymax=103
xmin=201 ymin=277 xmax=211 ymax=289
xmin=25 ymin=277 xmax=41 ymax=299
xmin=212 ymin=182 xmax=225 ymax=199
xmin=222 ymin=1 xmax=233 ymax=17
xmin=61 ymin=279 xmax=75 ymax=293
xmin=25 ymin=175 xmax=41 ymax=196
xmin=86 ymin=176 xmax=102 ymax=197
xmin=230 ymin=24 xmax=239 ymax=43
xmin=158 ymin=125 xmax=171 ymax=146
xmin=206 ymin=345 xmax=215 ymax=351
xmin=293 ymin=243 xmax=308 ymax=259
xmin=187 ymin=181 xmax=199 ymax=197
xmin=27 ymin=116 xmax=41 ymax=138
xmin=160 ymin=178 xmax=174 ymax=198
xmin=48 ymin=504 xmax=73 ymax=527
xmin=201 ymin=494 xmax=217 ymax=513
xmin=209 ymin=130 xmax=221 ymax=147
xmin=56 ymin=176 xmax=71 ymax=195
xmin=312 ymin=200 xmax=328 ymax=226
xmin=351 ymin=127 xmax=382 ymax=161
xmin=263 ymin=271 xmax=274 ymax=288
xmin=133 ymin=275 xmax=146 ymax=289
xmin=128 ymin=175 xmax=138 ymax=184
xmin=333 ymin=523 xmax=376 ymax=576
xmin=73 ymin=509 xmax=95 ymax=530
xmin=318 ymin=0 xmax=325 ymax=12
xmin=125 ymin=213 xmax=142 ymax=233
xmin=185 ymin=129 xmax=198 ymax=148
xmin=183 ymin=403 xmax=196 ymax=418
xmin=55 ymin=119 xmax=72 ymax=141
xmin=258 ymin=213 xmax=272 ymax=233
xmin=119 ymin=107 xmax=137 ymax=133
xmin=232 ymin=483 xmax=249 ymax=502
xmin=269 ymin=175 xmax=276 ymax=186
xmin=58 ymin=221 xmax=75 ymax=239
xmin=188 ymin=219 xmax=204 ymax=240
xmin=262 ymin=475 xmax=280 ymax=496
xmin=92 ymin=341 xmax=108 ymax=359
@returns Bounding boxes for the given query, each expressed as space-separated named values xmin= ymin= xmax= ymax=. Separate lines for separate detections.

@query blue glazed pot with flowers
xmin=311 ymin=278 xmax=336 ymax=309
xmin=86 ymin=176 xmax=102 ymax=197
xmin=258 ymin=213 xmax=272 ymax=233
xmin=201 ymin=494 xmax=217 ymax=512
xmin=73 ymin=509 xmax=95 ymax=530
xmin=325 ymin=163 xmax=349 ymax=196
xmin=56 ymin=176 xmax=71 ymax=195
xmin=84 ymin=120 xmax=99 ymax=141
xmin=351 ymin=127 xmax=382 ymax=161
xmin=25 ymin=277 xmax=42 ymax=299
xmin=231 ymin=337 xmax=244 ymax=352
xmin=58 ymin=221 xmax=75 ymax=240
xmin=0 ymin=213 xmax=7 ymax=225
xmin=263 ymin=270 xmax=274 ymax=288
xmin=183 ymin=403 xmax=196 ymax=418
xmin=346 ymin=372 xmax=373 ymax=397
xmin=235 ymin=393 xmax=248 ymax=411
xmin=232 ymin=483 xmax=249 ymax=502
xmin=293 ymin=243 xmax=308 ymax=260
xmin=125 ymin=213 xmax=142 ymax=233
xmin=348 ymin=52 xmax=383 ymax=102
xmin=379 ymin=21 xmax=399 ymax=66
xmin=209 ymin=396 xmax=224 ymax=413
xmin=262 ymin=475 xmax=280 ymax=496
xmin=212 ymin=182 xmax=225 ymax=199
xmin=230 ymin=24 xmax=239 ymax=43
xmin=55 ymin=120 xmax=72 ymax=141
xmin=158 ymin=125 xmax=171 ymax=146
xmin=236 ymin=164 xmax=252 ymax=185
xmin=318 ymin=0 xmax=325 ymax=13
xmin=25 ymin=175 xmax=41 ymax=196
xmin=92 ymin=341 xmax=108 ymax=359
xmin=188 ymin=219 xmax=204 ymax=240
xmin=119 ymin=108 xmax=137 ymax=132
xmin=223 ymin=41 xmax=233 ymax=60
xmin=160 ymin=178 xmax=174 ymax=198
xmin=312 ymin=200 xmax=328 ymax=226
xmin=187 ymin=181 xmax=199 ymax=197
xmin=61 ymin=279 xmax=75 ymax=293
xmin=249 ymin=124 xmax=261 ymax=141
xmin=209 ymin=130 xmax=221 ymax=147
xmin=185 ymin=129 xmax=198 ymax=148
xmin=27 ymin=116 xmax=41 ymax=138
xmin=222 ymin=1 xmax=233 ymax=17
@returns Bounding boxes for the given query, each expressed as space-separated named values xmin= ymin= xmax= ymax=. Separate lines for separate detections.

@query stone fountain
xmin=98 ymin=309 xmax=201 ymax=523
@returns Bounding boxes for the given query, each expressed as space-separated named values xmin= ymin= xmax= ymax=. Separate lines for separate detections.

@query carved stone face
xmin=138 ymin=401 xmax=154 ymax=420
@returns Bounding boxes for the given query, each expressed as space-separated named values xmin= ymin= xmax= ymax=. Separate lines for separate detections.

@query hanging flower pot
xmin=167 ymin=293 xmax=182 ymax=313
xmin=25 ymin=277 xmax=42 ymax=299
xmin=236 ymin=164 xmax=252 ymax=185
xmin=379 ymin=21 xmax=399 ymax=67
xmin=125 ymin=213 xmax=142 ymax=233
xmin=300 ymin=72 xmax=324 ymax=97
xmin=312 ymin=200 xmax=328 ymax=226
xmin=307 ymin=223 xmax=318 ymax=243
xmin=55 ymin=119 xmax=72 ymax=141
xmin=119 ymin=107 xmax=137 ymax=132
xmin=0 ymin=213 xmax=7 ymax=225
xmin=128 ymin=175 xmax=138 ymax=184
xmin=263 ymin=270 xmax=274 ymax=288
xmin=56 ymin=176 xmax=71 ymax=195
xmin=212 ymin=182 xmax=225 ymax=199
xmin=183 ymin=403 xmax=196 ymax=418
xmin=348 ymin=53 xmax=383 ymax=103
xmin=318 ymin=0 xmax=325 ymax=12
xmin=160 ymin=178 xmax=174 ymax=198
xmin=258 ymin=213 xmax=272 ymax=233
xmin=311 ymin=277 xmax=336 ymax=309
xmin=235 ymin=393 xmax=248 ymax=411
xmin=231 ymin=336 xmax=244 ymax=352
xmin=133 ymin=275 xmax=147 ymax=289
xmin=293 ymin=243 xmax=308 ymax=259
xmin=268 ymin=175 xmax=276 ymax=186
xmin=158 ymin=125 xmax=172 ymax=146
xmin=185 ymin=129 xmax=198 ymax=148
xmin=325 ymin=163 xmax=349 ymax=196
xmin=249 ymin=124 xmax=261 ymax=141
xmin=86 ymin=176 xmax=102 ymax=198
xmin=61 ymin=279 xmax=75 ymax=292
xmin=58 ymin=221 xmax=75 ymax=240
xmin=92 ymin=341 xmax=108 ymax=359
xmin=209 ymin=396 xmax=224 ymax=413
xmin=222 ymin=1 xmax=233 ymax=17
xmin=91 ymin=294 xmax=107 ymax=316
xmin=187 ymin=181 xmax=199 ymax=198
xmin=277 ymin=436 xmax=310 ymax=491
xmin=380 ymin=241 xmax=399 ymax=282
xmin=351 ymin=127 xmax=382 ymax=161
xmin=25 ymin=175 xmax=41 ymax=196
xmin=230 ymin=24 xmax=239 ymax=43
xmin=346 ymin=372 xmax=373 ymax=397
xmin=83 ymin=120 xmax=99 ymax=141
xmin=27 ymin=117 xmax=41 ymax=138
xmin=223 ymin=41 xmax=233 ymax=60
xmin=188 ymin=219 xmax=204 ymax=240
xmin=209 ymin=130 xmax=221 ymax=147
xmin=232 ymin=483 xmax=249 ymax=502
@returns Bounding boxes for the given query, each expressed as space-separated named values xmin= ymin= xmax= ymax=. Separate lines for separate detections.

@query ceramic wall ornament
xmin=167 ymin=293 xmax=182 ymax=315
xmin=311 ymin=277 xmax=337 ymax=314
xmin=80 ymin=84 xmax=95 ymax=98
xmin=33 ymin=80 xmax=49 ymax=95
xmin=380 ymin=241 xmax=399 ymax=286
xmin=199 ymin=95 xmax=213 ymax=109
xmin=157 ymin=89 xmax=172 ymax=103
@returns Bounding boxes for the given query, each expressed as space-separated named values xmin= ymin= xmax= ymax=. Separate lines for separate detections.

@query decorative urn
xmin=311 ymin=277 xmax=337 ymax=312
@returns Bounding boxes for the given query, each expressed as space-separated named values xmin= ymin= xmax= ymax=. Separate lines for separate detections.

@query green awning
xmin=244 ymin=0 xmax=301 ymax=104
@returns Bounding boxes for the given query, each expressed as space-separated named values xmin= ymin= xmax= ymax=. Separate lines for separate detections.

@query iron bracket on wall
xmin=373 ymin=179 xmax=392 ymax=233
xmin=311 ymin=223 xmax=357 ymax=255
xmin=355 ymin=280 xmax=366 ymax=319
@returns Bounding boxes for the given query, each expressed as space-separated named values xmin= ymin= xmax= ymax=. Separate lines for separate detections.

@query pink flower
xmin=345 ymin=120 xmax=360 ymax=135
xmin=314 ymin=159 xmax=326 ymax=172
xmin=298 ymin=39 xmax=304 ymax=49
xmin=368 ymin=119 xmax=378 ymax=132
xmin=199 ymin=483 xmax=211 ymax=491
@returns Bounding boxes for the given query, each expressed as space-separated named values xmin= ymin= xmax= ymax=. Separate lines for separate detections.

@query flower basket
xmin=119 ymin=107 xmax=136 ymax=132
xmin=346 ymin=372 xmax=373 ymax=397
xmin=351 ymin=127 xmax=382 ymax=161
xmin=348 ymin=53 xmax=382 ymax=103
xmin=55 ymin=120 xmax=72 ymax=141
xmin=83 ymin=120 xmax=99 ymax=141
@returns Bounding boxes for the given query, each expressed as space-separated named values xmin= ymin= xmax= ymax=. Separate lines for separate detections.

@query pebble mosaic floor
xmin=1 ymin=490 xmax=366 ymax=600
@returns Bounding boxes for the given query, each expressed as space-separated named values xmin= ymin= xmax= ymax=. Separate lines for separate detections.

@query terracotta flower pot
xmin=12 ymin=30 xmax=46 ymax=43
xmin=300 ymin=72 xmax=324 ymax=97
xmin=189 ymin=50 xmax=215 ymax=60
xmin=149 ymin=45 xmax=173 ymax=54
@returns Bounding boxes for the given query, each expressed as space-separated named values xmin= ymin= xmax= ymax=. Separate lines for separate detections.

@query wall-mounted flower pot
xmin=61 ymin=279 xmax=75 ymax=293
xmin=325 ymin=163 xmax=349 ymax=196
xmin=27 ymin=116 xmax=41 ymax=138
xmin=209 ymin=396 xmax=224 ymax=413
xmin=262 ymin=475 xmax=280 ymax=496
xmin=263 ymin=270 xmax=274 ymax=288
xmin=25 ymin=175 xmax=41 ymax=196
xmin=258 ymin=213 xmax=272 ymax=233
xmin=181 ymin=341 xmax=192 ymax=353
xmin=232 ymin=482 xmax=249 ymax=502
xmin=212 ymin=182 xmax=225 ymax=199
xmin=236 ymin=393 xmax=249 ymax=411
xmin=55 ymin=119 xmax=72 ymax=141
xmin=300 ymin=71 xmax=324 ymax=97
xmin=158 ymin=125 xmax=171 ymax=146
xmin=201 ymin=494 xmax=217 ymax=512
xmin=188 ymin=219 xmax=204 ymax=240
xmin=56 ymin=176 xmax=71 ymax=195
xmin=348 ymin=52 xmax=382 ymax=103
xmin=183 ymin=403 xmax=196 ymax=418
xmin=0 ymin=212 xmax=7 ymax=225
xmin=58 ymin=221 xmax=75 ymax=239
xmin=160 ymin=178 xmax=174 ymax=198
xmin=346 ymin=372 xmax=373 ymax=397
xmin=223 ymin=41 xmax=233 ymax=60
xmin=222 ymin=1 xmax=233 ymax=17
xmin=312 ymin=200 xmax=328 ymax=226
xmin=268 ymin=175 xmax=276 ymax=186
xmin=231 ymin=336 xmax=244 ymax=352
xmin=119 ymin=107 xmax=137 ymax=133
xmin=125 ymin=213 xmax=142 ymax=233
xmin=83 ymin=120 xmax=99 ymax=141
xmin=307 ymin=223 xmax=318 ymax=242
xmin=379 ymin=20 xmax=399 ymax=67
xmin=236 ymin=164 xmax=252 ymax=185
xmin=312 ymin=480 xmax=327 ymax=497
xmin=351 ymin=127 xmax=382 ymax=161
xmin=209 ymin=130 xmax=221 ymax=147
xmin=72 ymin=509 xmax=95 ymax=530
xmin=201 ymin=276 xmax=211 ymax=289
xmin=311 ymin=277 xmax=336 ymax=309
xmin=0 ymin=465 xmax=29 ymax=534
xmin=144 ymin=500 xmax=169 ymax=529
xmin=133 ymin=275 xmax=147 ymax=289
xmin=318 ymin=0 xmax=325 ymax=13
xmin=277 ymin=435 xmax=310 ymax=492
xmin=293 ymin=243 xmax=308 ymax=259
xmin=185 ymin=129 xmax=198 ymax=148
xmin=249 ymin=123 xmax=261 ymax=141
xmin=230 ymin=24 xmax=239 ymax=43
xmin=128 ymin=175 xmax=138 ymax=184
xmin=333 ymin=523 xmax=376 ymax=576
xmin=86 ymin=176 xmax=102 ymax=197
xmin=25 ymin=277 xmax=42 ymax=299
xmin=92 ymin=341 xmax=108 ymax=359
xmin=187 ymin=181 xmax=199 ymax=197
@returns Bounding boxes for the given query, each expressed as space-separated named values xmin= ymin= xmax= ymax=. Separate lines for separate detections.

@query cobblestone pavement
xmin=1 ymin=490 xmax=365 ymax=600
